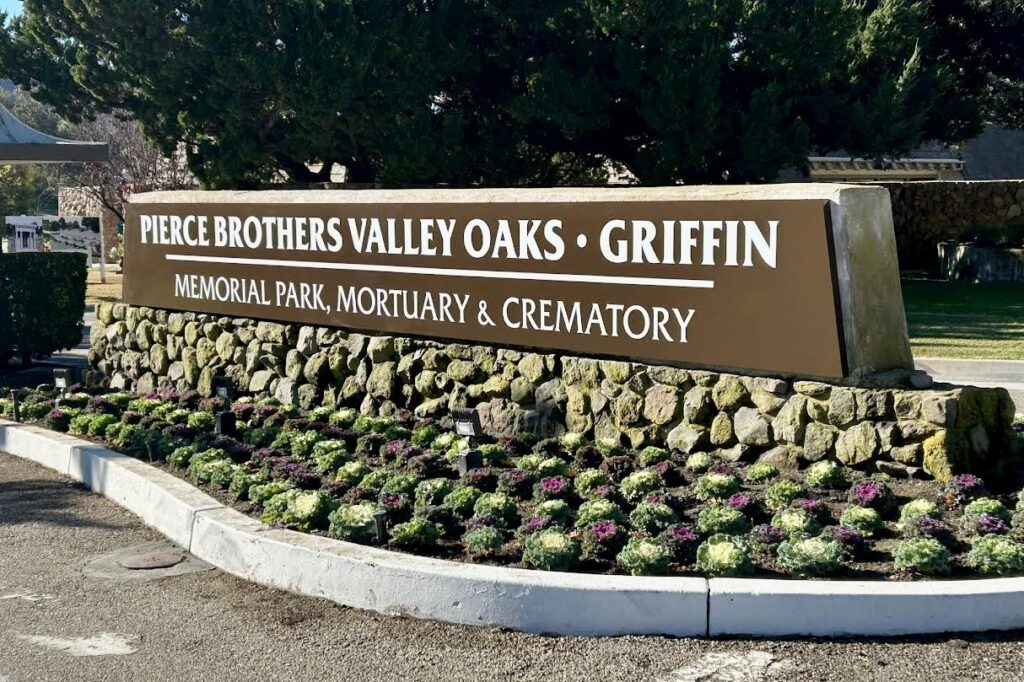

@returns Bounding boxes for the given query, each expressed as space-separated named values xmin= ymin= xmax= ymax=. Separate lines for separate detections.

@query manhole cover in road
xmin=118 ymin=551 xmax=185 ymax=570
xmin=83 ymin=541 xmax=212 ymax=582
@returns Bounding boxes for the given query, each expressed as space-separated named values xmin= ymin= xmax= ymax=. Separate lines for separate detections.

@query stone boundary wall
xmin=87 ymin=304 xmax=1018 ymax=482
xmin=882 ymin=180 xmax=1024 ymax=269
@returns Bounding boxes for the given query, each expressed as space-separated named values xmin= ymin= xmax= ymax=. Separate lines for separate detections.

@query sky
xmin=1 ymin=0 xmax=21 ymax=17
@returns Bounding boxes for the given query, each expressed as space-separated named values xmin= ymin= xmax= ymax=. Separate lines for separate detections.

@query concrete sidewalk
xmin=916 ymin=357 xmax=1024 ymax=414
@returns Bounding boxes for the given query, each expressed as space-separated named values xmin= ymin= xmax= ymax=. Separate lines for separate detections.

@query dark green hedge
xmin=0 ymin=252 xmax=87 ymax=364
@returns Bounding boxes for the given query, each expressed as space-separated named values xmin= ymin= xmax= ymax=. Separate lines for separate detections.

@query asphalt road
xmin=3 ymin=453 xmax=1024 ymax=682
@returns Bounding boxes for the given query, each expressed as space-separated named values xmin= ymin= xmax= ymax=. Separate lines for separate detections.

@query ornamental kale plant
xmin=963 ymin=497 xmax=1011 ymax=523
xmin=536 ymin=457 xmax=569 ymax=477
xmin=497 ymin=468 xmax=534 ymax=499
xmin=839 ymin=506 xmax=883 ymax=537
xmin=893 ymin=538 xmax=952 ymax=575
xmin=619 ymin=469 xmax=665 ymax=504
xmin=629 ymin=502 xmax=679 ymax=534
xmin=745 ymin=462 xmax=779 ymax=483
xmin=637 ymin=446 xmax=670 ymax=467
xmin=414 ymin=478 xmax=454 ymax=511
xmin=522 ymin=529 xmax=581 ymax=571
xmin=534 ymin=475 xmax=573 ymax=502
xmin=848 ymin=480 xmax=894 ymax=511
xmin=725 ymin=493 xmax=753 ymax=513
xmin=898 ymin=499 xmax=943 ymax=530
xmin=463 ymin=526 xmax=504 ymax=558
xmin=473 ymin=492 xmax=518 ymax=523
xmin=696 ymin=535 xmax=753 ymax=577
xmin=685 ymin=452 xmax=713 ymax=473
xmin=599 ymin=455 xmax=635 ymax=482
xmin=390 ymin=517 xmax=443 ymax=549
xmin=694 ymin=472 xmax=741 ymax=501
xmin=777 ymin=535 xmax=844 ymax=577
xmin=558 ymin=432 xmax=587 ymax=452
xmin=697 ymin=506 xmax=749 ymax=536
xmin=574 ymin=469 xmax=612 ymax=498
xmin=966 ymin=514 xmax=1010 ymax=536
xmin=826 ymin=526 xmax=866 ymax=559
xmin=443 ymin=486 xmax=483 ymax=518
xmin=749 ymin=524 xmax=786 ymax=555
xmin=575 ymin=499 xmax=624 ymax=528
xmin=581 ymin=521 xmax=628 ymax=559
xmin=764 ymin=480 xmax=804 ymax=512
xmin=804 ymin=460 xmax=846 ymax=489
xmin=902 ymin=515 xmax=956 ymax=545
xmin=938 ymin=474 xmax=987 ymax=510
xmin=772 ymin=508 xmax=821 ymax=537
xmin=967 ymin=535 xmax=1024 ymax=575
xmin=659 ymin=525 xmax=699 ymax=563
xmin=617 ymin=537 xmax=672 ymax=576
xmin=534 ymin=500 xmax=572 ymax=526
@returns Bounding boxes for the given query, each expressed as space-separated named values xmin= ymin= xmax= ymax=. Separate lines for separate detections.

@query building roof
xmin=0 ymin=101 xmax=108 ymax=163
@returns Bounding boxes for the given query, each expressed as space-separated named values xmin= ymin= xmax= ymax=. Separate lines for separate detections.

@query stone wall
xmin=883 ymin=180 xmax=1024 ymax=269
xmin=87 ymin=303 xmax=1019 ymax=482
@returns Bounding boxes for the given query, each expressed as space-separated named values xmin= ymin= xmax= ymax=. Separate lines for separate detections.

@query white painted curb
xmin=0 ymin=419 xmax=705 ymax=637
xmin=6 ymin=417 xmax=1024 ymax=638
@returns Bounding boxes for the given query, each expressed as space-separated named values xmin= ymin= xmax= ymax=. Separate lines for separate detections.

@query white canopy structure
xmin=0 ymin=101 xmax=108 ymax=164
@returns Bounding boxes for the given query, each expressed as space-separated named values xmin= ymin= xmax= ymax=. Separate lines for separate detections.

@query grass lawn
xmin=902 ymin=278 xmax=1024 ymax=360
xmin=86 ymin=268 xmax=123 ymax=305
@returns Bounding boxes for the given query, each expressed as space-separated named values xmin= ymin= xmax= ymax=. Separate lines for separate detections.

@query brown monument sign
xmin=123 ymin=186 xmax=913 ymax=380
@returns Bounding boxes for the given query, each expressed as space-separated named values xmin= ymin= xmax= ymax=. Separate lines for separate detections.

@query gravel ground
xmin=3 ymin=453 xmax=1024 ymax=682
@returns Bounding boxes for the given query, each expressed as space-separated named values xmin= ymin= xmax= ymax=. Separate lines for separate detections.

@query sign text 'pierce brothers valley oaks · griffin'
xmin=123 ymin=196 xmax=847 ymax=379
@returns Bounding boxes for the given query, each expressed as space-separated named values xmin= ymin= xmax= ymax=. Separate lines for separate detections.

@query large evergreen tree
xmin=1 ymin=1 xmax=1018 ymax=188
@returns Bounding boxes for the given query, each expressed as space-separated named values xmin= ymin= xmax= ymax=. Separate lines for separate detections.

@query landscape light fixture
xmin=452 ymin=407 xmax=484 ymax=475
xmin=9 ymin=389 xmax=20 ymax=422
xmin=213 ymin=376 xmax=235 ymax=402
xmin=373 ymin=509 xmax=389 ymax=544
xmin=215 ymin=410 xmax=237 ymax=438
xmin=52 ymin=368 xmax=72 ymax=392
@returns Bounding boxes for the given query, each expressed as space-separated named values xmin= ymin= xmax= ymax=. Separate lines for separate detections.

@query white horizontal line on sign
xmin=164 ymin=254 xmax=717 ymax=289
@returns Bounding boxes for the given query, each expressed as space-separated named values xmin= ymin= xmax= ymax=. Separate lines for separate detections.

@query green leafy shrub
xmin=685 ymin=452 xmax=713 ymax=473
xmin=697 ymin=506 xmax=749 ymax=536
xmin=228 ymin=468 xmax=263 ymax=500
xmin=777 ymin=535 xmax=844 ymax=576
xmin=188 ymin=449 xmax=231 ymax=485
xmin=967 ymin=535 xmax=1024 ymax=575
xmin=68 ymin=413 xmax=92 ymax=435
xmin=764 ymin=480 xmax=804 ymax=512
xmin=0 ymin=252 xmax=86 ymax=361
xmin=22 ymin=401 xmax=52 ymax=420
xmin=575 ymin=499 xmax=624 ymax=528
xmin=411 ymin=425 xmax=439 ymax=448
xmin=620 ymin=469 xmax=665 ymax=504
xmin=289 ymin=430 xmax=320 ymax=461
xmin=772 ymin=508 xmax=821 ymax=537
xmin=898 ymin=499 xmax=943 ymax=530
xmin=43 ymin=408 xmax=76 ymax=432
xmin=694 ymin=472 xmax=741 ymax=501
xmin=630 ymin=502 xmax=679 ymax=534
xmin=381 ymin=474 xmax=419 ymax=497
xmin=696 ymin=535 xmax=753 ymax=576
xmin=580 ymin=521 xmax=628 ymax=559
xmin=443 ymin=486 xmax=483 ymax=517
xmin=328 ymin=502 xmax=378 ymax=543
xmin=356 ymin=469 xmax=391 ymax=496
xmin=390 ymin=517 xmax=443 ymax=548
xmin=617 ymin=537 xmax=672 ymax=575
xmin=522 ymin=529 xmax=581 ymax=571
xmin=839 ymin=506 xmax=883 ymax=537
xmin=574 ymin=469 xmax=612 ymax=498
xmin=167 ymin=445 xmax=199 ymax=469
xmin=310 ymin=440 xmax=348 ymax=475
xmin=595 ymin=437 xmax=624 ymax=458
xmin=804 ymin=461 xmax=846 ymax=489
xmin=893 ymin=538 xmax=952 ymax=575
xmin=479 ymin=443 xmax=509 ymax=465
xmin=745 ymin=462 xmax=779 ymax=483
xmin=463 ymin=526 xmax=504 ymax=558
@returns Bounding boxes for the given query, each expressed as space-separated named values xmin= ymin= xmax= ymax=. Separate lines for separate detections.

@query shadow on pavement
xmin=0 ymin=475 xmax=123 ymax=532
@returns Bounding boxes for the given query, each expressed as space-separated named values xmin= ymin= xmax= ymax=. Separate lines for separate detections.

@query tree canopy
xmin=2 ymin=1 xmax=1020 ymax=189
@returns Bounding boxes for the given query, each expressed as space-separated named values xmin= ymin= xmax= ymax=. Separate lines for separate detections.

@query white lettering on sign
xmin=598 ymin=219 xmax=777 ymax=267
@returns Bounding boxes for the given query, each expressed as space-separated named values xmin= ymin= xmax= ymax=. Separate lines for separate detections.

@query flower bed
xmin=4 ymin=386 xmax=1024 ymax=579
